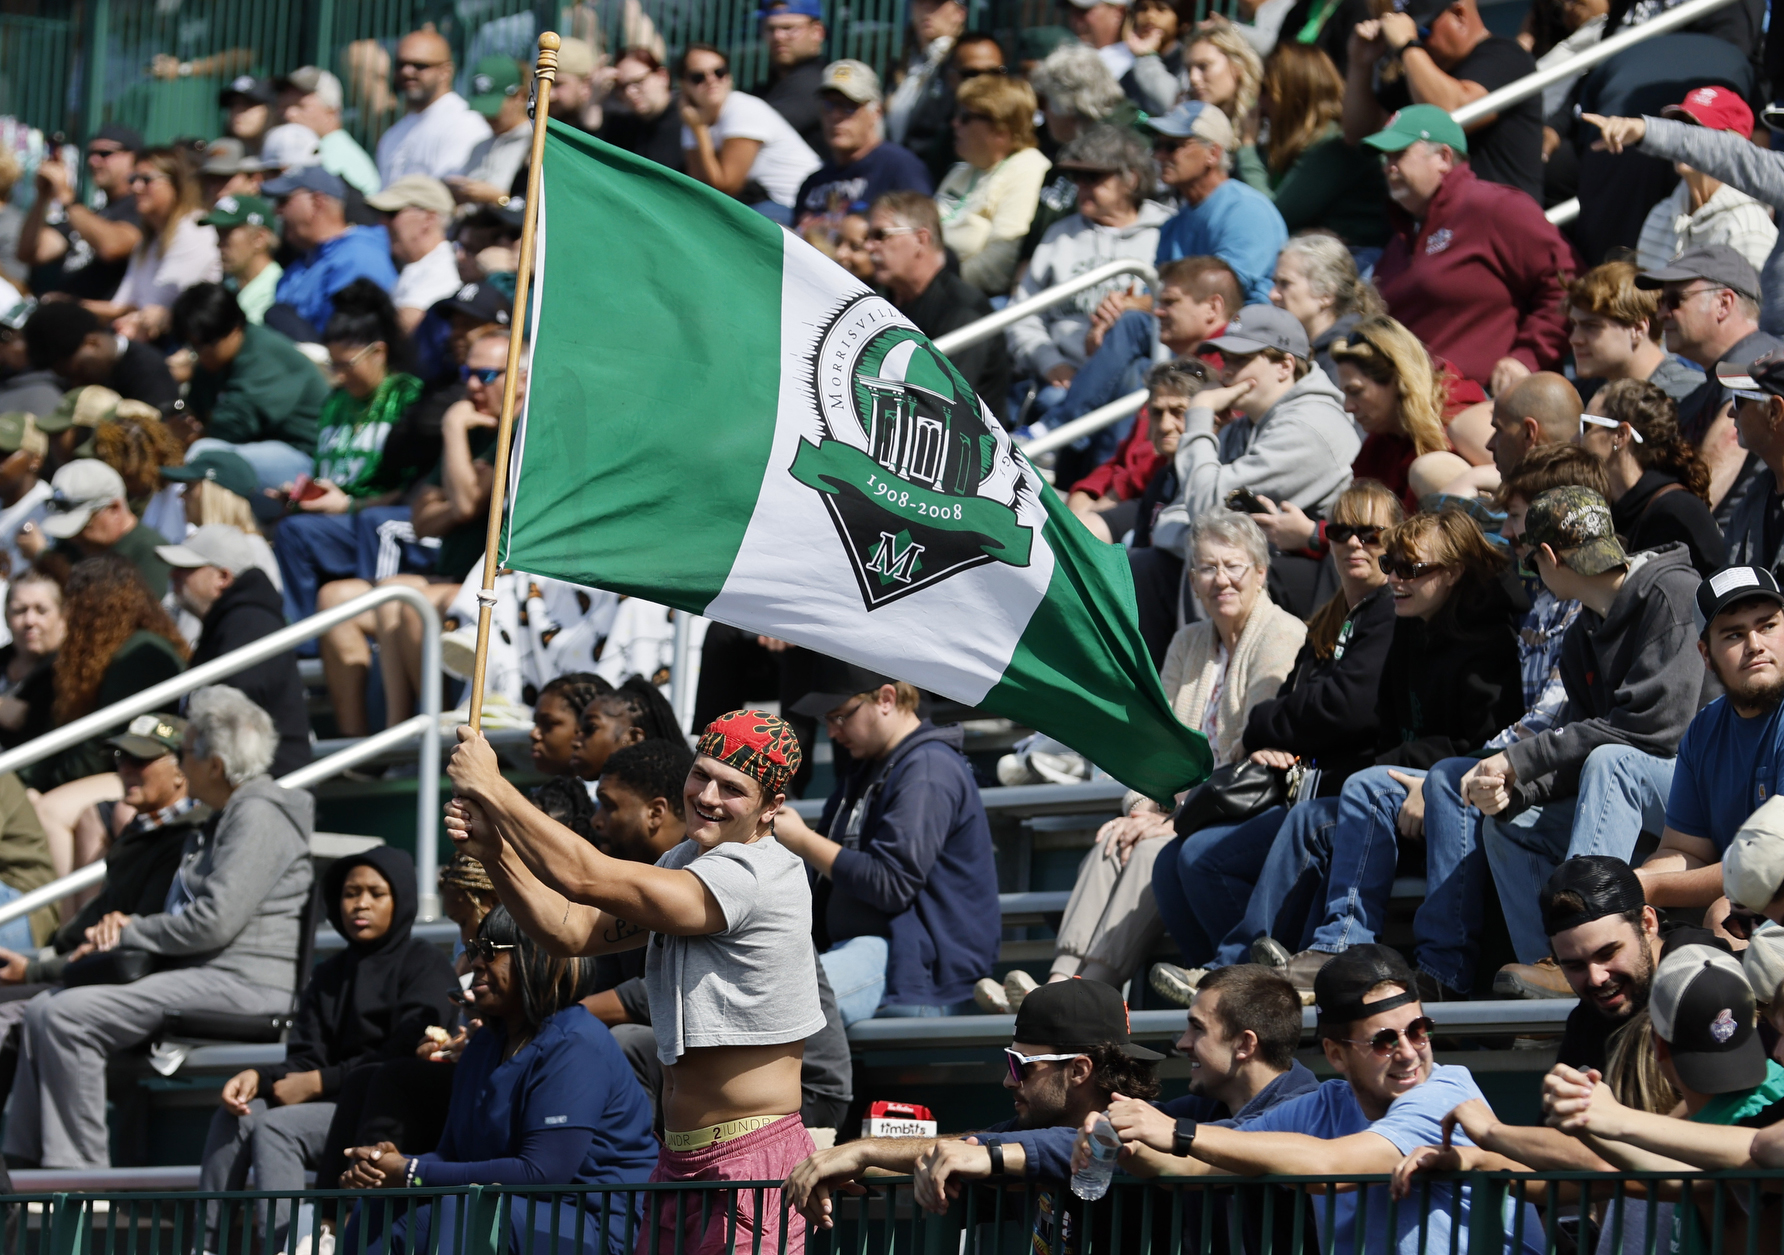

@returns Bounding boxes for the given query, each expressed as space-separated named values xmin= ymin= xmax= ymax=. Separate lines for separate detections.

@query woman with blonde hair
xmin=99 ymin=147 xmax=220 ymax=341
xmin=163 ymin=449 xmax=285 ymax=593
xmin=1329 ymin=315 xmax=1472 ymax=510
xmin=1257 ymin=44 xmax=1387 ymax=245
xmin=935 ymin=74 xmax=1052 ymax=294
xmin=1185 ymin=19 xmax=1267 ymax=189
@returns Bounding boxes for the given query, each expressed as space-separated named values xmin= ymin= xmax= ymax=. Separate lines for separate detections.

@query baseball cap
xmin=1521 ymin=485 xmax=1628 ymax=576
xmin=820 ymin=59 xmax=882 ymax=105
xmin=1200 ymin=304 xmax=1310 ymax=359
xmin=259 ymin=123 xmax=322 ymax=172
xmin=1314 ymin=943 xmax=1420 ymax=1032
xmin=366 ymin=174 xmax=455 ymax=217
xmin=200 ymin=193 xmax=274 ymax=230
xmin=160 ymin=449 xmax=259 ymax=502
xmin=1635 ymin=243 xmax=1762 ymax=301
xmin=788 ymin=655 xmax=900 ymax=718
xmin=1362 ymin=104 xmax=1469 ymax=156
xmin=757 ymin=0 xmax=825 ymax=17
xmin=0 ymin=412 xmax=46 ymax=458
xmin=262 ymin=165 xmax=346 ymax=202
xmin=1650 ymin=944 xmax=1769 ymax=1094
xmin=557 ymin=37 xmax=598 ymax=79
xmin=90 ymin=124 xmax=144 ymax=154
xmin=1539 ymin=855 xmax=1647 ymax=936
xmin=1063 ymin=0 xmax=1129 ymax=9
xmin=1743 ymin=920 xmax=1784 ymax=1006
xmin=1723 ymin=795 xmax=1784 ymax=911
xmin=38 ymin=385 xmax=120 ymax=435
xmin=42 ymin=459 xmax=126 ymax=540
xmin=220 ymin=75 xmax=276 ymax=108
xmin=199 ymin=138 xmax=264 ymax=176
xmin=1662 ymin=85 xmax=1753 ymax=135
xmin=156 ymin=524 xmax=260 ymax=575
xmin=1012 ymin=978 xmax=1163 ymax=1059
xmin=105 ymin=712 xmax=188 ymax=762
xmin=1144 ymin=100 xmax=1235 ymax=150
xmin=0 ymin=298 xmax=35 ymax=334
xmin=432 ymin=281 xmax=512 ymax=327
xmin=1714 ymin=338 xmax=1784 ymax=395
xmin=468 ymin=56 xmax=524 ymax=118
xmin=280 ymin=66 xmax=344 ymax=112
xmin=1693 ymin=564 xmax=1784 ymax=638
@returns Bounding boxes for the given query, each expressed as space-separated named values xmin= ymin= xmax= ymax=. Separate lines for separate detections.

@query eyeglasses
xmin=1657 ymin=284 xmax=1729 ymax=310
xmin=1342 ymin=1016 xmax=1436 ymax=1056
xmin=1379 ymin=555 xmax=1440 ymax=580
xmin=823 ymin=698 xmax=866 ymax=727
xmin=1725 ymin=908 xmax=1768 ymax=941
xmin=1327 ymin=524 xmax=1383 ymax=546
xmin=866 ymin=226 xmax=918 ymax=242
xmin=1004 ymin=1047 xmax=1084 ymax=1084
xmin=333 ymin=341 xmax=382 ymax=371
xmin=466 ymin=938 xmax=519 ymax=962
xmin=1192 ymin=560 xmax=1254 ymax=583
xmin=958 ymin=66 xmax=1008 ymax=80
xmin=463 ymin=365 xmax=504 ymax=385
xmin=88 ymin=146 xmax=126 ymax=159
xmin=1580 ymin=413 xmax=1643 ymax=442
xmin=684 ymin=69 xmax=729 ymax=85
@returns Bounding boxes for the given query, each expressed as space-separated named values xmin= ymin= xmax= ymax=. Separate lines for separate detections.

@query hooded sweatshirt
xmin=258 ymin=847 xmax=459 ymax=1097
xmin=1006 ymin=201 xmax=1174 ymax=380
xmin=1502 ymin=544 xmax=1708 ymax=810
xmin=814 ymin=720 xmax=1000 ymax=1009
xmin=119 ymin=773 xmax=314 ymax=992
xmin=189 ymin=567 xmax=312 ymax=778
xmin=1152 ymin=365 xmax=1360 ymax=558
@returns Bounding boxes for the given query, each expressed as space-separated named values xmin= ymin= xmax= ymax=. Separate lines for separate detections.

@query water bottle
xmin=1070 ymin=1115 xmax=1120 ymax=1200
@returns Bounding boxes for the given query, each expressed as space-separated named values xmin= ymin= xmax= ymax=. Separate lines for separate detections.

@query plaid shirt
xmin=1485 ymin=587 xmax=1581 ymax=751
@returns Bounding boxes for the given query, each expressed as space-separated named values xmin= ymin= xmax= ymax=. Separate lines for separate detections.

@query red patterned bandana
xmin=696 ymin=709 xmax=803 ymax=799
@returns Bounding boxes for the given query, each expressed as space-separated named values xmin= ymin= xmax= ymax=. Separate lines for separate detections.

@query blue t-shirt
xmin=1154 ymin=178 xmax=1287 ymax=305
xmin=794 ymin=142 xmax=934 ymax=223
xmin=274 ymin=225 xmax=399 ymax=337
xmin=1242 ymin=1065 xmax=1541 ymax=1255
xmin=1666 ymin=697 xmax=1784 ymax=853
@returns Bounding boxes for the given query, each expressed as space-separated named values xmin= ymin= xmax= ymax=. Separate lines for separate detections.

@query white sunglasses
xmin=1580 ymin=413 xmax=1642 ymax=443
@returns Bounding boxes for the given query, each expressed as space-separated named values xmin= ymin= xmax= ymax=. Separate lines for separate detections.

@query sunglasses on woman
xmin=1379 ymin=555 xmax=1439 ymax=579
xmin=1003 ymin=1047 xmax=1083 ymax=1085
xmin=466 ymin=938 xmax=518 ymax=963
xmin=1342 ymin=1016 xmax=1435 ymax=1056
xmin=1327 ymin=524 xmax=1382 ymax=546
xmin=683 ymin=68 xmax=728 ymax=85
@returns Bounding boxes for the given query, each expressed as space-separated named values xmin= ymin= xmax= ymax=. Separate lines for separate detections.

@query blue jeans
xmin=1214 ymin=799 xmax=1342 ymax=967
xmin=187 ymin=437 xmax=316 ymax=492
xmin=1152 ymin=807 xmax=1289 ymax=970
xmin=0 ymin=882 xmax=35 ymax=954
xmin=273 ymin=505 xmax=422 ymax=625
xmin=819 ymin=934 xmax=888 ymax=1026
xmin=1037 ymin=309 xmax=1156 ymax=468
xmin=1413 ymin=757 xmax=1500 ymax=992
xmin=1484 ymin=744 xmax=1676 ymax=964
xmin=751 ymin=200 xmax=794 ymax=225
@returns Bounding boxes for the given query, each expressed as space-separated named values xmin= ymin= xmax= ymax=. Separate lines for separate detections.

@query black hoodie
xmin=189 ymin=567 xmax=312 ymax=777
xmin=256 ymin=847 xmax=459 ymax=1097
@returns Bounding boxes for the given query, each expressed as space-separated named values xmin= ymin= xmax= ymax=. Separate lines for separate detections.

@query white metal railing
xmin=933 ymin=259 xmax=1159 ymax=357
xmin=1546 ymin=198 xmax=1580 ymax=226
xmin=0 ymin=585 xmax=445 ymax=926
xmin=1018 ymin=388 xmax=1150 ymax=459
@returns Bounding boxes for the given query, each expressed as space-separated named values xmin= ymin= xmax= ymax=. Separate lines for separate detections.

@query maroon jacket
xmin=1375 ymin=165 xmax=1578 ymax=387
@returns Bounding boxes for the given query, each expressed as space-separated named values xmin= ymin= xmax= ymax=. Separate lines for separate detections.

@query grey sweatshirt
xmin=120 ymin=773 xmax=315 ymax=992
xmin=1501 ymin=544 xmax=1706 ymax=810
xmin=1152 ymin=365 xmax=1360 ymax=556
xmin=1637 ymin=116 xmax=1784 ymax=336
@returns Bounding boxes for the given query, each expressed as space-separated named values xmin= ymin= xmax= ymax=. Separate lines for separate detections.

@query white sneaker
xmin=973 ymin=977 xmax=1010 ymax=1013
xmin=1004 ymin=969 xmax=1040 ymax=1010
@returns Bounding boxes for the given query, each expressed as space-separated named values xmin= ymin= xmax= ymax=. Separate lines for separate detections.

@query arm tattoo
xmin=603 ymin=917 xmax=644 ymax=944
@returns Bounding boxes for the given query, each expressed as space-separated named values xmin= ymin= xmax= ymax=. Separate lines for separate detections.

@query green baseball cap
xmin=200 ymin=193 xmax=275 ymax=229
xmin=106 ymin=712 xmax=188 ymax=761
xmin=161 ymin=449 xmax=259 ymax=502
xmin=1522 ymin=485 xmax=1628 ymax=577
xmin=1362 ymin=104 xmax=1468 ymax=157
xmin=0 ymin=412 xmax=46 ymax=457
xmin=467 ymin=55 xmax=524 ymax=118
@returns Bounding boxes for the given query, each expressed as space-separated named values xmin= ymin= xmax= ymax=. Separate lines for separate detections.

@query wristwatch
xmin=1172 ymin=1118 xmax=1198 ymax=1157
xmin=1396 ymin=38 xmax=1427 ymax=57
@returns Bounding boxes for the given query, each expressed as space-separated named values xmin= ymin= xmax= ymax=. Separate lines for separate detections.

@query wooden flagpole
xmin=466 ymin=31 xmax=558 ymax=730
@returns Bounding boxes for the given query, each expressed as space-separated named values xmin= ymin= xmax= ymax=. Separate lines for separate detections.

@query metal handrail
xmin=932 ymin=259 xmax=1159 ymax=357
xmin=1450 ymin=0 xmax=1740 ymax=127
xmin=1546 ymin=197 xmax=1580 ymax=226
xmin=0 ymin=585 xmax=445 ymax=923
xmin=1018 ymin=388 xmax=1150 ymax=459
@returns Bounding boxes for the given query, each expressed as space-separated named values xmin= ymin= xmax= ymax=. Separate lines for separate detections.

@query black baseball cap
xmin=90 ymin=124 xmax=144 ymax=153
xmin=1636 ymin=243 xmax=1762 ymax=302
xmin=220 ymin=74 xmax=277 ymax=108
xmin=1694 ymin=565 xmax=1784 ymax=639
xmin=788 ymin=654 xmax=899 ymax=718
xmin=1651 ymin=945 xmax=1768 ymax=1094
xmin=1012 ymin=977 xmax=1163 ymax=1059
xmin=1540 ymin=856 xmax=1647 ymax=937
xmin=1716 ymin=340 xmax=1784 ymax=395
xmin=431 ymin=280 xmax=512 ymax=328
xmin=1314 ymin=944 xmax=1420 ymax=1033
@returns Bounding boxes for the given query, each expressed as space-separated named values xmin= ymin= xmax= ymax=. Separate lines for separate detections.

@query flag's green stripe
xmin=988 ymin=494 xmax=1212 ymax=802
xmin=506 ymin=120 xmax=785 ymax=610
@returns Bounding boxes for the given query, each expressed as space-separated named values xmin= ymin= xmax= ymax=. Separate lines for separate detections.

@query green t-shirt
xmin=314 ymin=372 xmax=424 ymax=498
xmin=1672 ymin=1059 xmax=1784 ymax=1253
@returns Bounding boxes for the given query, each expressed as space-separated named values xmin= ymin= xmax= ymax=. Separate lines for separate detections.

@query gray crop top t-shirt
xmin=642 ymin=833 xmax=827 ymax=1066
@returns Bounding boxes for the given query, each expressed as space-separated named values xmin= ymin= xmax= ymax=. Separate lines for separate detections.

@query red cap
xmin=1662 ymin=85 xmax=1753 ymax=135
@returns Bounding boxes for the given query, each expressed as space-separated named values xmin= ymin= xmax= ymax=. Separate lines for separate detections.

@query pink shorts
xmin=637 ymin=1115 xmax=816 ymax=1255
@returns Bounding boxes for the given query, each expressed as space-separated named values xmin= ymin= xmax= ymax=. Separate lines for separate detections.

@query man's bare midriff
xmin=662 ymin=1041 xmax=806 ymax=1133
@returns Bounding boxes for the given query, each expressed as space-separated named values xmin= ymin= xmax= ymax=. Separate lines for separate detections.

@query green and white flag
xmin=504 ymin=121 xmax=1210 ymax=800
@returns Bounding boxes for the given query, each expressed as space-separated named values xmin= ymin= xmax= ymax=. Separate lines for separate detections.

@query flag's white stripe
xmin=501 ymin=175 xmax=549 ymax=569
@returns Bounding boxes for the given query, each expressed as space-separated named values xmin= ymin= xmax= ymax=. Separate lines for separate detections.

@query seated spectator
xmin=1720 ymin=348 xmax=1784 ymax=571
xmin=1151 ymin=481 xmax=1400 ymax=980
xmin=374 ymin=30 xmax=491 ymax=185
xmin=451 ymin=57 xmax=533 ymax=211
xmin=1566 ymin=260 xmax=1706 ymax=406
xmin=570 ymin=676 xmax=684 ymax=786
xmin=1636 ymin=88 xmax=1775 ymax=276
xmin=1577 ymin=378 xmax=1725 ymax=575
xmin=17 ymin=127 xmax=143 ymax=305
xmin=1269 ymin=233 xmax=1384 ymax=384
xmin=89 ymin=401 xmax=186 ymax=544
xmin=0 ymin=298 xmax=64 ymax=419
xmin=279 ymin=66 xmax=382 ymax=198
xmin=751 ymin=0 xmax=828 ymax=157
xmin=199 ymin=195 xmax=281 ymax=326
xmin=265 ymin=166 xmax=399 ymax=341
xmin=935 ymin=74 xmax=1051 ymax=293
xmin=162 ymin=450 xmax=279 ymax=574
xmin=529 ymin=672 xmax=611 ymax=780
xmin=42 ymin=460 xmax=171 ymax=598
xmin=1071 ymin=361 xmax=1209 ymax=551
xmin=1007 ymin=126 xmax=1167 ymax=398
xmin=1151 ymin=304 xmax=1359 ymax=557
xmin=678 ymin=43 xmax=822 ymax=225
xmin=365 ymin=176 xmax=461 ymax=334
xmin=1024 ymin=44 xmax=1140 ymax=259
xmin=159 ymin=526 xmax=311 ymax=777
xmin=2 ymin=685 xmax=313 ymax=1171
xmin=1183 ymin=20 xmax=1267 ymax=190
xmin=0 ymin=410 xmax=50 ymax=577
xmin=1344 ymin=0 xmax=1541 ymax=202
xmin=98 ymin=147 xmax=221 ymax=343
xmin=600 ymin=49 xmax=685 ymax=172
xmin=221 ymin=76 xmax=276 ymax=159
xmin=1256 ymin=44 xmax=1387 ymax=248
xmin=1150 ymin=101 xmax=1287 ymax=304
xmin=338 ymin=905 xmax=658 ymax=1255
xmin=1324 ymin=315 xmax=1472 ymax=512
xmin=0 ymin=569 xmax=63 ymax=750
xmin=1366 ymin=106 xmax=1574 ymax=393
xmin=197 ymin=139 xmax=264 ymax=214
xmin=776 ymin=659 xmax=999 ymax=1023
xmin=173 ymin=282 xmax=326 ymax=492
xmin=200 ymin=847 xmax=457 ymax=1249
xmin=886 ymin=0 xmax=966 ymax=183
xmin=794 ymin=61 xmax=932 ymax=230
xmin=22 ymin=303 xmax=177 ymax=410
xmin=1065 ymin=0 xmax=1149 ymax=108
xmin=865 ymin=192 xmax=1010 ymax=410
xmin=991 ymin=511 xmax=1301 ymax=1009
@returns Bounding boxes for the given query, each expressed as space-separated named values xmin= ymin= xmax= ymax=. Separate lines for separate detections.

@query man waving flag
xmin=503 ymin=120 xmax=1208 ymax=800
